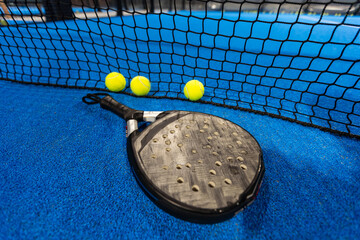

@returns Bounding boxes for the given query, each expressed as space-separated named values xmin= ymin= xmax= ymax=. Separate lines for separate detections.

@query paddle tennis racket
xmin=82 ymin=93 xmax=264 ymax=223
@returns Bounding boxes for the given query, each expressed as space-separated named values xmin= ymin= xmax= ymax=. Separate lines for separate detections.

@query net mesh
xmin=1 ymin=0 xmax=360 ymax=137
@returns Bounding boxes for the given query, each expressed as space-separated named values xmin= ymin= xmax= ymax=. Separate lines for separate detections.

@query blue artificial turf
xmin=0 ymin=80 xmax=359 ymax=239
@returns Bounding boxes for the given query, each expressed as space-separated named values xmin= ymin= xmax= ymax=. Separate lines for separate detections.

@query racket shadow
xmin=242 ymin=176 xmax=269 ymax=230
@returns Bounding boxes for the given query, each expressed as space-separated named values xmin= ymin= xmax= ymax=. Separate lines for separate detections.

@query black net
xmin=1 ymin=0 xmax=360 ymax=137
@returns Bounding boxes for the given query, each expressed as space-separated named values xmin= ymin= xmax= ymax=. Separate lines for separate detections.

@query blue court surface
xmin=1 ymin=10 xmax=360 ymax=239
xmin=1 ymin=80 xmax=359 ymax=239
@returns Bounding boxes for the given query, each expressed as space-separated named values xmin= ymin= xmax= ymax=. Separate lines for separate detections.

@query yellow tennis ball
xmin=130 ymin=76 xmax=151 ymax=96
xmin=105 ymin=72 xmax=126 ymax=92
xmin=0 ymin=19 xmax=8 ymax=26
xmin=184 ymin=80 xmax=204 ymax=101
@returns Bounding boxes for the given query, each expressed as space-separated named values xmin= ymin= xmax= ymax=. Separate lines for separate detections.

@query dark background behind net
xmin=0 ymin=0 xmax=359 ymax=137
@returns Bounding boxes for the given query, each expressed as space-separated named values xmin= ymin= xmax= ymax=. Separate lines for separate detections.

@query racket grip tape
xmin=100 ymin=96 xmax=143 ymax=121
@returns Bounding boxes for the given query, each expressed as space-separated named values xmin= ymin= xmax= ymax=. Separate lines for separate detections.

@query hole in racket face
xmin=192 ymin=185 xmax=200 ymax=192
xmin=130 ymin=111 xmax=263 ymax=215
xmin=177 ymin=177 xmax=184 ymax=183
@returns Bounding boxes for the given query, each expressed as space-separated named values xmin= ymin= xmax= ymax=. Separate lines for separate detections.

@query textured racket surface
xmin=130 ymin=111 xmax=263 ymax=214
xmin=82 ymin=94 xmax=264 ymax=223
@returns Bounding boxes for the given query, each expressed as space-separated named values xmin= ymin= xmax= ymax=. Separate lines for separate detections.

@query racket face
xmin=127 ymin=110 xmax=264 ymax=223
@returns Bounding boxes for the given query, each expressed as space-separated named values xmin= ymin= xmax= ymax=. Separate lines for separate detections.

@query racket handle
xmin=100 ymin=96 xmax=143 ymax=121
